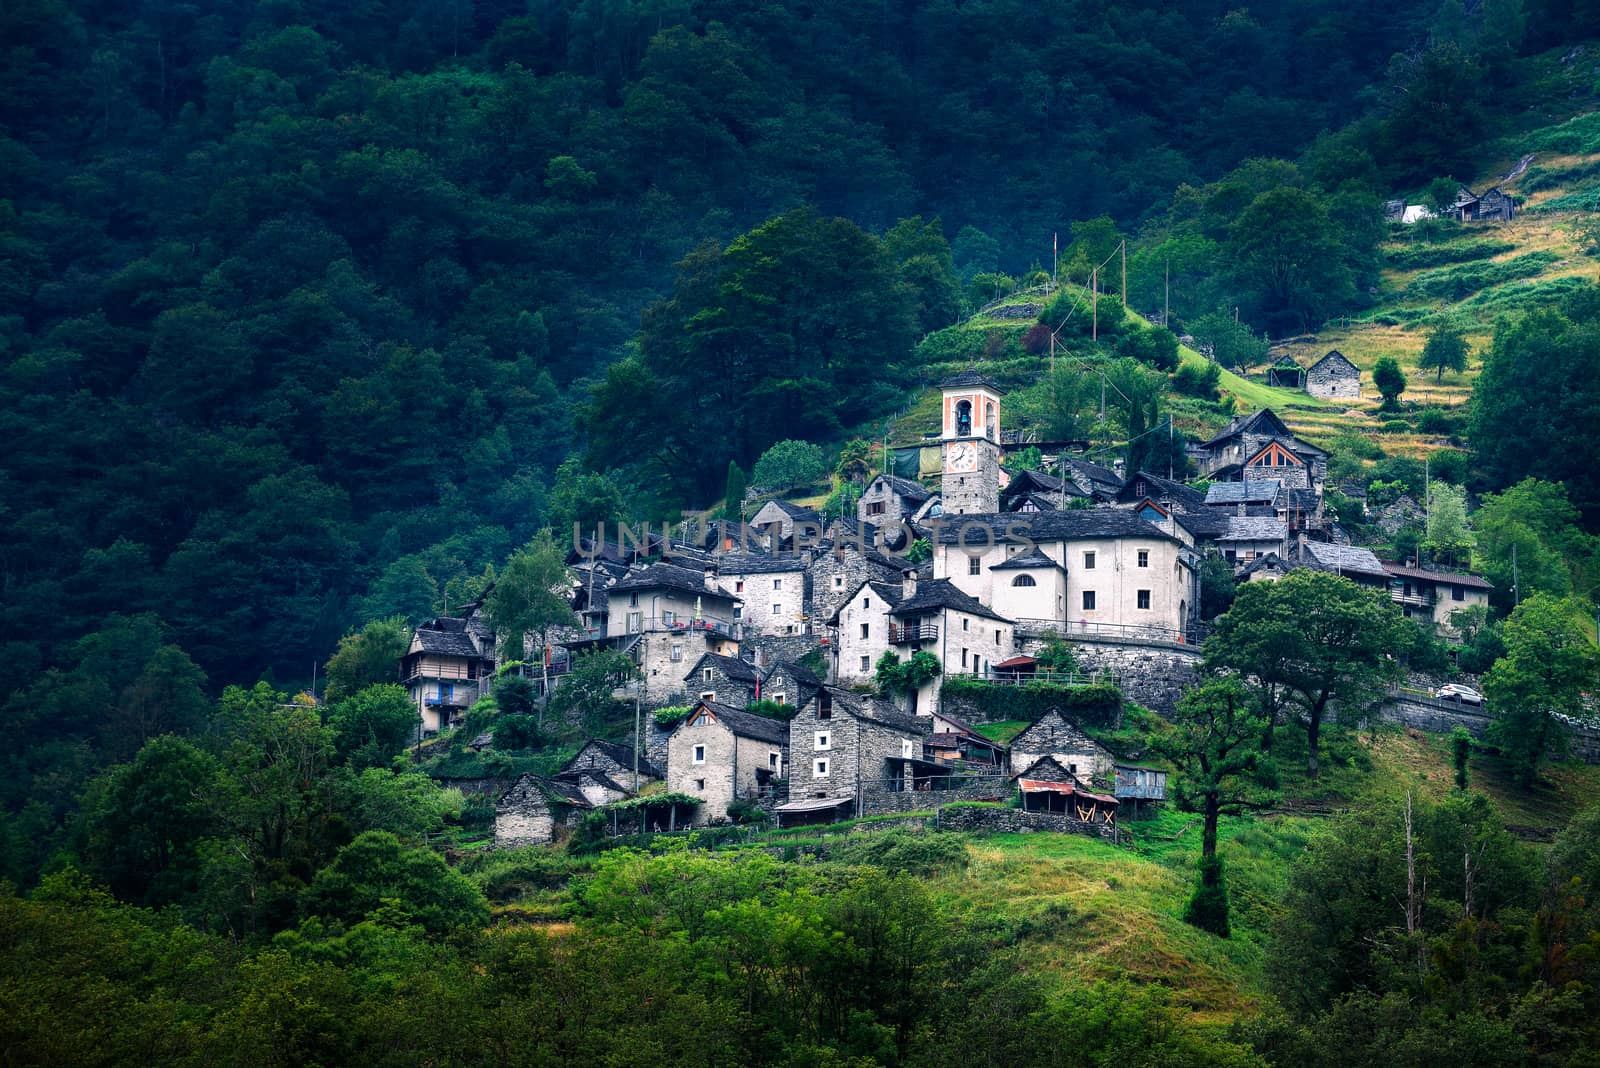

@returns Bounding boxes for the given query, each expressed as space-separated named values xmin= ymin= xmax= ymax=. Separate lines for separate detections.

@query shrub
xmin=492 ymin=714 xmax=543 ymax=750
xmin=1415 ymin=407 xmax=1455 ymax=435
xmin=652 ymin=706 xmax=691 ymax=729
xmin=1171 ymin=360 xmax=1221 ymax=399
xmin=826 ymin=830 xmax=970 ymax=876
xmin=1429 ymin=449 xmax=1470 ymax=484
xmin=746 ymin=699 xmax=796 ymax=720
xmin=726 ymin=799 xmax=770 ymax=825
xmin=1382 ymin=419 xmax=1411 ymax=434
xmin=1021 ymin=322 xmax=1051 ymax=354
xmin=1183 ymin=854 xmax=1231 ymax=937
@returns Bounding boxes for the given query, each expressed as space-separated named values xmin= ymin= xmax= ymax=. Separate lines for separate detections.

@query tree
xmin=323 ymin=618 xmax=411 ymax=704
xmin=1483 ymin=594 xmax=1600 ymax=788
xmin=1471 ymin=478 xmax=1599 ymax=611
xmin=546 ymin=648 xmax=639 ymax=735
xmin=326 ymin=684 xmax=419 ymax=770
xmin=1422 ymin=480 xmax=1472 ymax=567
xmin=1226 ymin=187 xmax=1363 ymax=333
xmin=547 ymin=457 xmax=625 ymax=537
xmin=1153 ymin=677 xmax=1277 ymax=936
xmin=1374 ymin=356 xmax=1407 ymax=411
xmin=1471 ymin=291 xmax=1600 ymax=522
xmin=300 ymin=830 xmax=489 ymax=934
xmin=834 ymin=439 xmax=874 ymax=485
xmin=1206 ymin=571 xmax=1407 ymax=776
xmin=1418 ymin=323 xmax=1469 ymax=382
xmin=1450 ymin=726 xmax=1472 ymax=790
xmin=484 ymin=530 xmax=577 ymax=704
xmin=751 ymin=439 xmax=827 ymax=494
xmin=493 ymin=674 xmax=538 ymax=718
xmin=1189 ymin=311 xmax=1270 ymax=371
xmin=721 ymin=460 xmax=748 ymax=522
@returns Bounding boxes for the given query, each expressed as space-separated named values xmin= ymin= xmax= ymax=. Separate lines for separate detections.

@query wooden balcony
xmin=888 ymin=622 xmax=939 ymax=644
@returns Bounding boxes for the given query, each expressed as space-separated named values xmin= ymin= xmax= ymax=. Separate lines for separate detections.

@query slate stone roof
xmin=892 ymin=578 xmax=1012 ymax=622
xmin=1205 ymin=479 xmax=1282 ymax=505
xmin=1199 ymin=408 xmax=1296 ymax=449
xmin=716 ymin=552 xmax=807 ymax=575
xmin=1003 ymin=469 xmax=1064 ymax=494
xmin=694 ymin=700 xmax=789 ymax=745
xmin=1379 ymin=562 xmax=1493 ymax=590
xmin=1239 ymin=551 xmax=1293 ymax=577
xmin=610 ymin=562 xmax=733 ymax=598
xmin=1060 ymin=456 xmax=1123 ymax=492
xmin=1218 ymin=516 xmax=1289 ymax=543
xmin=764 ymin=659 xmax=823 ymax=689
xmin=873 ymin=473 xmax=932 ymax=502
xmin=1308 ymin=350 xmax=1359 ymax=376
xmin=934 ymin=506 xmax=1181 ymax=545
xmin=816 ymin=684 xmax=926 ymax=734
xmin=1301 ymin=541 xmax=1388 ymax=578
xmin=1118 ymin=473 xmax=1230 ymax=538
xmin=413 ymin=619 xmax=482 ymax=657
xmin=941 ymin=368 xmax=999 ymax=389
xmin=566 ymin=738 xmax=661 ymax=778
xmin=689 ymin=651 xmax=760 ymax=683
xmin=989 ymin=548 xmax=1066 ymax=571
xmin=761 ymin=499 xmax=823 ymax=521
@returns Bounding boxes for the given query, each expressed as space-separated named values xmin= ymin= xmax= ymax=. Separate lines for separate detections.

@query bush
xmin=1183 ymin=854 xmax=1231 ymax=937
xmin=652 ymin=706 xmax=691 ymax=729
xmin=1430 ymin=449 xmax=1470 ymax=484
xmin=746 ymin=699 xmax=796 ymax=720
xmin=492 ymin=714 xmax=543 ymax=750
xmin=1415 ymin=407 xmax=1455 ymax=435
xmin=1332 ymin=428 xmax=1384 ymax=461
xmin=826 ymin=830 xmax=970 ymax=876
xmin=726 ymin=799 xmax=770 ymax=825
xmin=752 ymin=439 xmax=827 ymax=493
xmin=1171 ymin=360 xmax=1221 ymax=399
xmin=1382 ymin=419 xmax=1411 ymax=434
xmin=1021 ymin=322 xmax=1051 ymax=354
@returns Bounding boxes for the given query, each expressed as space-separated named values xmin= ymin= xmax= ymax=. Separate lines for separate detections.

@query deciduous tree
xmin=1483 ymin=593 xmax=1600 ymax=787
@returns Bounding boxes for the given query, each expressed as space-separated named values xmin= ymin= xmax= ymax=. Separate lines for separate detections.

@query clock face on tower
xmin=946 ymin=441 xmax=977 ymax=473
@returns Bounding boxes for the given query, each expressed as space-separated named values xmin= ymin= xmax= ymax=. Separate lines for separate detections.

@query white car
xmin=1433 ymin=683 xmax=1484 ymax=705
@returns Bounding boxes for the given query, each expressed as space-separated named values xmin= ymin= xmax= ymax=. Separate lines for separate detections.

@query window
xmin=1137 ymin=589 xmax=1151 ymax=610
xmin=735 ymin=580 xmax=744 ymax=592
xmin=629 ymin=593 xmax=639 ymax=607
xmin=703 ymin=667 xmax=714 ymax=683
xmin=815 ymin=732 xmax=831 ymax=751
xmin=770 ymin=753 xmax=779 ymax=769
xmin=961 ymin=648 xmax=968 ymax=668
xmin=995 ymin=629 xmax=1001 ymax=643
xmin=814 ymin=759 xmax=829 ymax=777
xmin=819 ymin=693 xmax=832 ymax=719
xmin=733 ymin=606 xmax=743 ymax=619
xmin=1083 ymin=551 xmax=1096 ymax=569
xmin=834 ymin=576 xmax=844 ymax=587
xmin=863 ymin=597 xmax=870 ymax=609
xmin=670 ymin=644 xmax=683 ymax=662
xmin=868 ymin=501 xmax=886 ymax=515
xmin=1012 ymin=574 xmax=1036 ymax=587
xmin=1452 ymin=586 xmax=1465 ymax=602
xmin=968 ymin=556 xmax=981 ymax=575
xmin=860 ymin=655 xmax=871 ymax=672
xmin=693 ymin=745 xmax=705 ymax=764
xmin=438 ymin=682 xmax=453 ymax=702
xmin=773 ymin=578 xmax=783 ymax=590
xmin=961 ymin=617 xmax=968 ymax=631
xmin=695 ymin=778 xmax=705 ymax=790
xmin=700 ymin=691 xmax=715 ymax=701
xmin=1082 ymin=591 xmax=1097 ymax=611
xmin=772 ymin=603 xmax=782 ymax=615
xmin=663 ymin=610 xmax=675 ymax=625
xmin=1137 ymin=550 xmax=1149 ymax=567
xmin=771 ymin=693 xmax=785 ymax=706
xmin=860 ymin=623 xmax=869 ymax=639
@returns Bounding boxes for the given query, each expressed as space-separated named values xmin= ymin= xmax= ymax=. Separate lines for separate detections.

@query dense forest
xmin=6 ymin=1 xmax=1600 ymax=1061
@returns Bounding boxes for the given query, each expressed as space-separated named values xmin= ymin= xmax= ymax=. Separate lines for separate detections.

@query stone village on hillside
xmin=400 ymin=372 xmax=1492 ymax=845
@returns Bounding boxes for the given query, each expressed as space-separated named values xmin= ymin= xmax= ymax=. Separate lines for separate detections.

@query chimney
xmin=703 ymin=561 xmax=719 ymax=589
xmin=1297 ymin=532 xmax=1308 ymax=561
xmin=902 ymin=567 xmax=918 ymax=601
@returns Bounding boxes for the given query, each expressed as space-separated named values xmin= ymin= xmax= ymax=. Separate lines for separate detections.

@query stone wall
xmin=1010 ymin=711 xmax=1114 ymax=786
xmin=1069 ymin=640 xmax=1201 ymax=713
xmin=747 ymin=634 xmax=828 ymax=674
xmin=1379 ymin=696 xmax=1600 ymax=764
xmin=1306 ymin=357 xmax=1361 ymax=399
xmin=934 ymin=804 xmax=1119 ymax=840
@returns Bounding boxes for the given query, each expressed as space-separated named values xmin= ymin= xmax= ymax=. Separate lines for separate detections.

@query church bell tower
xmin=939 ymin=370 xmax=1002 ymax=515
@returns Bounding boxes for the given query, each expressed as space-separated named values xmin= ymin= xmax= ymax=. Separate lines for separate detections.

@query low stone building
xmin=783 ymin=685 xmax=926 ymax=819
xmin=559 ymin=738 xmax=659 ymax=791
xmin=760 ymin=659 xmax=823 ymax=711
xmin=715 ymin=552 xmax=809 ymax=637
xmin=1305 ymin=350 xmax=1361 ymax=400
xmin=858 ymin=473 xmax=933 ymax=526
xmin=1011 ymin=753 xmax=1119 ymax=821
xmin=666 ymin=699 xmax=788 ymax=825
xmin=683 ymin=651 xmax=760 ymax=706
xmin=1008 ymin=709 xmax=1115 ymax=788
xmin=494 ymin=775 xmax=591 ymax=848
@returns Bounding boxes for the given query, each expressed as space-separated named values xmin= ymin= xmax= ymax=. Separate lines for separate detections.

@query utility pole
xmin=633 ymin=647 xmax=643 ymax=793
xmin=1121 ymin=240 xmax=1127 ymax=307
xmin=1164 ymin=258 xmax=1170 ymax=326
xmin=1168 ymin=416 xmax=1174 ymax=481
xmin=1051 ymin=231 xmax=1058 ymax=293
xmin=1512 ymin=543 xmax=1521 ymax=607
xmin=1091 ymin=268 xmax=1098 ymax=342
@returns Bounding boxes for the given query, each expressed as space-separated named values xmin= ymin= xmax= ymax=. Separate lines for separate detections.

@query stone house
xmin=858 ymin=473 xmax=932 ymax=525
xmin=1298 ymin=539 xmax=1390 ymax=588
xmin=603 ymin=562 xmax=743 ymax=703
xmin=887 ymin=574 xmax=1015 ymax=715
xmin=1009 ymin=709 xmax=1115 ymax=789
xmin=935 ymin=507 xmax=1197 ymax=645
xmin=760 ymin=659 xmax=823 ymax=711
xmin=560 ymin=738 xmax=660 ymax=789
xmin=1379 ymin=562 xmax=1493 ymax=637
xmin=1239 ymin=551 xmax=1295 ymax=583
xmin=782 ymin=685 xmax=926 ymax=818
xmin=1059 ymin=456 xmax=1124 ymax=500
xmin=715 ymin=552 xmax=809 ymax=636
xmin=666 ymin=699 xmax=788 ymax=825
xmin=1216 ymin=515 xmax=1288 ymax=567
xmin=1203 ymin=478 xmax=1282 ymax=515
xmin=401 ymin=607 xmax=497 ymax=736
xmin=1243 ymin=440 xmax=1315 ymax=489
xmin=1117 ymin=472 xmax=1230 ymax=543
xmin=1305 ymin=350 xmax=1361 ymax=400
xmin=808 ymin=541 xmax=915 ymax=626
xmin=1265 ymin=358 xmax=1305 ymax=389
xmin=494 ymin=775 xmax=591 ymax=848
xmin=828 ymin=577 xmax=906 ymax=686
xmin=1451 ymin=184 xmax=1515 ymax=223
xmin=1194 ymin=409 xmax=1328 ymax=483
xmin=749 ymin=499 xmax=823 ymax=546
xmin=683 ymin=651 xmax=760 ymax=706
xmin=1013 ymin=754 xmax=1119 ymax=820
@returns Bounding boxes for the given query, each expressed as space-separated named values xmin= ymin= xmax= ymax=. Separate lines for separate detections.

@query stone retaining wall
xmin=1379 ymin=697 xmax=1600 ymax=764
xmin=1069 ymin=641 xmax=1201 ymax=713
xmin=934 ymin=804 xmax=1119 ymax=840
